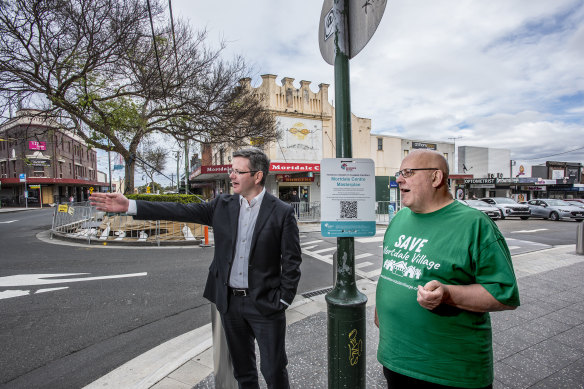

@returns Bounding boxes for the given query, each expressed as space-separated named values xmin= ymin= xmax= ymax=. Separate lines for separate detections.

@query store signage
xmin=321 ymin=158 xmax=376 ymax=237
xmin=200 ymin=165 xmax=230 ymax=174
xmin=276 ymin=175 xmax=315 ymax=182
xmin=496 ymin=178 xmax=519 ymax=184
xmin=464 ymin=178 xmax=495 ymax=184
xmin=525 ymin=186 xmax=545 ymax=191
xmin=29 ymin=158 xmax=51 ymax=167
xmin=19 ymin=173 xmax=26 ymax=182
xmin=28 ymin=141 xmax=46 ymax=150
xmin=270 ymin=163 xmax=320 ymax=172
xmin=412 ymin=142 xmax=436 ymax=150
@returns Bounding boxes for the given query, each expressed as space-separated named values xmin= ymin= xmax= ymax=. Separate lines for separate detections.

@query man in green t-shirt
xmin=375 ymin=150 xmax=520 ymax=388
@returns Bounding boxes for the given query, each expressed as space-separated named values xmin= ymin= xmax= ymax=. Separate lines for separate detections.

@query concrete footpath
xmin=83 ymin=221 xmax=584 ymax=389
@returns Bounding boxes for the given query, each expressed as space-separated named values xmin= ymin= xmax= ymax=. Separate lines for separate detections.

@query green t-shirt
xmin=376 ymin=201 xmax=520 ymax=388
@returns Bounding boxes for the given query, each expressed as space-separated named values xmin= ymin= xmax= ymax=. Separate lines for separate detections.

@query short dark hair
xmin=232 ymin=147 xmax=270 ymax=186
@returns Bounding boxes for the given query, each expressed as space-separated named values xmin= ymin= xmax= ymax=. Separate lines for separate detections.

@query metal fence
xmin=51 ymin=201 xmax=205 ymax=245
xmin=51 ymin=200 xmax=401 ymax=245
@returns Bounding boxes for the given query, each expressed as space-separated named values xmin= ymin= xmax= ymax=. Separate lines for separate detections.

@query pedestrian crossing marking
xmin=312 ymin=247 xmax=337 ymax=254
xmin=301 ymin=240 xmax=323 ymax=246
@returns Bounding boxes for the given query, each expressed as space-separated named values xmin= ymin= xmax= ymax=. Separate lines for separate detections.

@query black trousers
xmin=383 ymin=367 xmax=492 ymax=389
xmin=220 ymin=294 xmax=289 ymax=389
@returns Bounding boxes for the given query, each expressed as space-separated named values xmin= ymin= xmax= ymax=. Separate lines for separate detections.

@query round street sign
xmin=319 ymin=0 xmax=388 ymax=65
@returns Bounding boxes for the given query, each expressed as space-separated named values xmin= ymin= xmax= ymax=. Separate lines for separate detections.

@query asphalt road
xmin=0 ymin=209 xmax=580 ymax=388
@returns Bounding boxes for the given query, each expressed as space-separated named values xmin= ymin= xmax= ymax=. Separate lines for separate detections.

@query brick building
xmin=0 ymin=110 xmax=107 ymax=206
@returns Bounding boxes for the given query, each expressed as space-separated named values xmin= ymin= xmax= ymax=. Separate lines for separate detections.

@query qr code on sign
xmin=340 ymin=201 xmax=358 ymax=219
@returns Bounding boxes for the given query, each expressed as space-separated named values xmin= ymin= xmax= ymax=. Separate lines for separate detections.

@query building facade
xmin=459 ymin=146 xmax=583 ymax=201
xmin=190 ymin=75 xmax=458 ymax=206
xmin=0 ymin=110 xmax=107 ymax=206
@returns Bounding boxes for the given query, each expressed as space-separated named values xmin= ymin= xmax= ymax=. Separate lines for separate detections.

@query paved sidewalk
xmin=85 ymin=242 xmax=584 ymax=389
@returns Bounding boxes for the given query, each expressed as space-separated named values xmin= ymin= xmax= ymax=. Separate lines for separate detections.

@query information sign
xmin=321 ymin=158 xmax=376 ymax=237
xmin=58 ymin=204 xmax=68 ymax=213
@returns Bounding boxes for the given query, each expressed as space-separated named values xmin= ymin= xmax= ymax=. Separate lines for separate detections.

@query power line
xmin=519 ymin=145 xmax=584 ymax=161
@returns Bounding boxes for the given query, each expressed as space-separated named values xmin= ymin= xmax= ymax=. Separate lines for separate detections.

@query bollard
xmin=577 ymin=222 xmax=584 ymax=255
xmin=204 ymin=225 xmax=209 ymax=245
xmin=211 ymin=304 xmax=238 ymax=388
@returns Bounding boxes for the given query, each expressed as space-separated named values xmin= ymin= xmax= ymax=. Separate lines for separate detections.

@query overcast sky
xmin=119 ymin=0 xmax=584 ymax=185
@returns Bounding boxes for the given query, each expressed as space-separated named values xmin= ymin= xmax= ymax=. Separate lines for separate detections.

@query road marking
xmin=356 ymin=253 xmax=373 ymax=259
xmin=0 ymin=220 xmax=17 ymax=224
xmin=0 ymin=287 xmax=70 ymax=300
xmin=356 ymin=236 xmax=384 ymax=243
xmin=312 ymin=247 xmax=336 ymax=254
xmin=301 ymin=240 xmax=323 ymax=246
xmin=507 ymin=246 xmax=520 ymax=250
xmin=0 ymin=272 xmax=148 ymax=287
xmin=511 ymin=229 xmax=548 ymax=233
xmin=0 ymin=273 xmax=147 ymax=301
xmin=355 ymin=261 xmax=373 ymax=268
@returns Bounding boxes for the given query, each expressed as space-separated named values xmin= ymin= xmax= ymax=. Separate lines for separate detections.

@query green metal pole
xmin=326 ymin=2 xmax=368 ymax=387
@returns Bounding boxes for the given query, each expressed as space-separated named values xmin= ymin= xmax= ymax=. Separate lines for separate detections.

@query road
xmin=0 ymin=209 xmax=580 ymax=388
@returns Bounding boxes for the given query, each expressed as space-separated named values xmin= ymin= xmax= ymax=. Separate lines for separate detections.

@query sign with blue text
xmin=321 ymin=158 xmax=376 ymax=237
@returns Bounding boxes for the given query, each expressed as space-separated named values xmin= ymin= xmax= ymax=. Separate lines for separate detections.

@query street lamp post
xmin=448 ymin=136 xmax=462 ymax=173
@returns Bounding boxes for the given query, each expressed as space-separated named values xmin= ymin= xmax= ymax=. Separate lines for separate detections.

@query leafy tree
xmin=0 ymin=0 xmax=278 ymax=193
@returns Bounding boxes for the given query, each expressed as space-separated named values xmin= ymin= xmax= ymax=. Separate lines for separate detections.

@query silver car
xmin=480 ymin=197 xmax=531 ymax=220
xmin=565 ymin=200 xmax=584 ymax=209
xmin=526 ymin=199 xmax=584 ymax=221
xmin=459 ymin=199 xmax=501 ymax=219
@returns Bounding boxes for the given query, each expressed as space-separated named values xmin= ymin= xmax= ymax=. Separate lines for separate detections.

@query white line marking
xmin=355 ymin=253 xmax=373 ymax=259
xmin=301 ymin=240 xmax=323 ymax=246
xmin=356 ymin=236 xmax=384 ymax=243
xmin=0 ymin=220 xmax=17 ymax=224
xmin=355 ymin=261 xmax=373 ymax=268
xmin=0 ymin=273 xmax=148 ymax=287
xmin=302 ymin=245 xmax=318 ymax=251
xmin=312 ymin=247 xmax=336 ymax=254
xmin=507 ymin=246 xmax=520 ymax=250
xmin=0 ymin=290 xmax=30 ymax=300
xmin=511 ymin=229 xmax=548 ymax=233
xmin=36 ymin=287 xmax=69 ymax=294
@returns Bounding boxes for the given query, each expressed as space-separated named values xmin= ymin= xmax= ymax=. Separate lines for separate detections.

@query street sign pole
xmin=323 ymin=1 xmax=367 ymax=387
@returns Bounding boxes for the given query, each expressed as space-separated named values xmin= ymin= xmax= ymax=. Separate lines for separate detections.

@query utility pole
xmin=318 ymin=1 xmax=387 ymax=387
xmin=184 ymin=141 xmax=189 ymax=195
xmin=448 ymin=136 xmax=462 ymax=173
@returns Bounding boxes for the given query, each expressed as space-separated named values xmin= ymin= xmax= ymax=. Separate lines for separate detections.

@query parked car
xmin=525 ymin=199 xmax=584 ymax=221
xmin=458 ymin=199 xmax=501 ymax=219
xmin=480 ymin=197 xmax=531 ymax=220
xmin=565 ymin=199 xmax=584 ymax=208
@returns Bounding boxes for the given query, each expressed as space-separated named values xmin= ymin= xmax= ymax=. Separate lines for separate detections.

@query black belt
xmin=229 ymin=287 xmax=249 ymax=296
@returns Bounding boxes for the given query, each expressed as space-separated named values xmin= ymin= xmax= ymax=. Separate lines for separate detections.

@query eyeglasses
xmin=395 ymin=168 xmax=439 ymax=178
xmin=228 ymin=168 xmax=258 ymax=176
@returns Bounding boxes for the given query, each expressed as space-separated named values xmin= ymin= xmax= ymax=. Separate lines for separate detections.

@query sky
xmin=110 ymin=0 xmax=584 ymax=185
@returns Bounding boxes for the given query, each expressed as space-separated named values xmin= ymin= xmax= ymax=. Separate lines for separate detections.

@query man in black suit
xmin=90 ymin=148 xmax=302 ymax=389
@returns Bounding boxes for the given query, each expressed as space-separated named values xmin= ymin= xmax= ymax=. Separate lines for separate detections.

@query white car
xmin=480 ymin=197 xmax=531 ymax=220
xmin=458 ymin=199 xmax=501 ymax=219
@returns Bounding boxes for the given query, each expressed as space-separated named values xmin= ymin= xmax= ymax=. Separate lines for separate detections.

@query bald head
xmin=398 ymin=149 xmax=453 ymax=213
xmin=404 ymin=149 xmax=449 ymax=182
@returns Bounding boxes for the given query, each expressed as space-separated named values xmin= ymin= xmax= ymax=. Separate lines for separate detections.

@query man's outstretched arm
xmin=89 ymin=192 xmax=130 ymax=213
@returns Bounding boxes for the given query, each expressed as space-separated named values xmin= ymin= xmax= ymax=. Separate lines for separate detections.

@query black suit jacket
xmin=135 ymin=192 xmax=302 ymax=316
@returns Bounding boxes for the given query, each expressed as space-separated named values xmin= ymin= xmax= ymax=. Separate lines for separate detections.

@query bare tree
xmin=135 ymin=137 xmax=167 ymax=192
xmin=0 ymin=0 xmax=278 ymax=193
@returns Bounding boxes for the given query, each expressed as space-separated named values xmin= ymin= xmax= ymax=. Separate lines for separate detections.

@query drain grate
xmin=302 ymin=287 xmax=333 ymax=298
